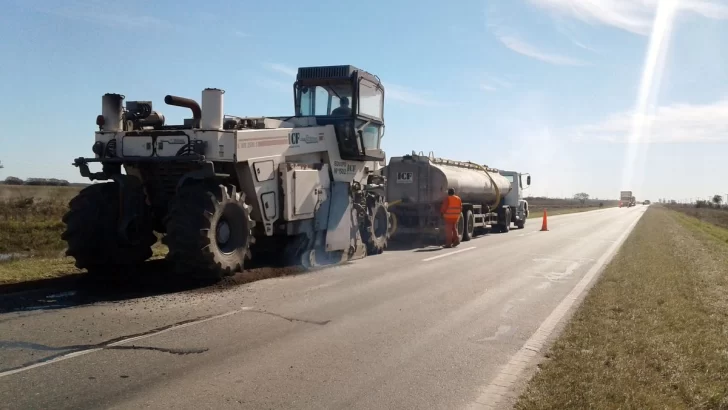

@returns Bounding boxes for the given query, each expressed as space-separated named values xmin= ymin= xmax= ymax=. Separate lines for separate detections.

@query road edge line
xmin=466 ymin=209 xmax=646 ymax=409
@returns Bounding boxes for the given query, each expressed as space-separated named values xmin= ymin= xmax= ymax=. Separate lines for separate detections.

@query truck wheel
xmin=364 ymin=198 xmax=389 ymax=255
xmin=387 ymin=212 xmax=398 ymax=240
xmin=462 ymin=210 xmax=475 ymax=241
xmin=62 ymin=182 xmax=156 ymax=275
xmin=164 ymin=182 xmax=253 ymax=281
xmin=456 ymin=212 xmax=465 ymax=243
xmin=502 ymin=209 xmax=511 ymax=233
xmin=516 ymin=219 xmax=525 ymax=229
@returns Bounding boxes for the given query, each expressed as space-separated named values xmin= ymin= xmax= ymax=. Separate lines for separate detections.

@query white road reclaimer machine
xmin=63 ymin=65 xmax=391 ymax=280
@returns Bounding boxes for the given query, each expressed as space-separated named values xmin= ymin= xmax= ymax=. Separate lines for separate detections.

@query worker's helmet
xmin=447 ymin=188 xmax=455 ymax=195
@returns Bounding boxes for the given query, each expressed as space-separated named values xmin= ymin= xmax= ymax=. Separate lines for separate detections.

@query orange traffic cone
xmin=540 ymin=208 xmax=549 ymax=231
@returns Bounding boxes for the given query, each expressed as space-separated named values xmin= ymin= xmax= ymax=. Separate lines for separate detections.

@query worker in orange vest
xmin=440 ymin=188 xmax=462 ymax=248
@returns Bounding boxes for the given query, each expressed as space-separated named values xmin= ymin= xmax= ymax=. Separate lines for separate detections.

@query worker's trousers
xmin=444 ymin=220 xmax=460 ymax=247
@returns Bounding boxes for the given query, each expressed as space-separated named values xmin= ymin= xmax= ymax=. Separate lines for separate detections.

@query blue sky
xmin=1 ymin=0 xmax=727 ymax=201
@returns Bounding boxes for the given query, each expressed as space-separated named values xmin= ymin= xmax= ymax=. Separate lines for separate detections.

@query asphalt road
xmin=0 ymin=206 xmax=647 ymax=410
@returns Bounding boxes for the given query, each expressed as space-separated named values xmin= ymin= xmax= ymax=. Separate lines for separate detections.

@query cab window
xmin=358 ymin=79 xmax=383 ymax=120
xmin=297 ymin=85 xmax=353 ymax=116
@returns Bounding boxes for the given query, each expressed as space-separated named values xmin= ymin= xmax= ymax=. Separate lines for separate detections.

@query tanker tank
xmin=385 ymin=152 xmax=512 ymax=208
xmin=384 ymin=151 xmax=517 ymax=242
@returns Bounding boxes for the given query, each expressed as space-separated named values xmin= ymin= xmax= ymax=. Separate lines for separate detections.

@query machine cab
xmin=294 ymin=65 xmax=386 ymax=161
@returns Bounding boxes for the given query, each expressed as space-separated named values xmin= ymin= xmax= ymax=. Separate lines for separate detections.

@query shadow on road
xmin=0 ymin=257 xmax=316 ymax=315
xmin=413 ymin=247 xmax=444 ymax=253
xmin=0 ymin=231 xmax=491 ymax=315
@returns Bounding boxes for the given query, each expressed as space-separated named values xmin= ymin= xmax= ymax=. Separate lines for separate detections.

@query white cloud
xmin=496 ymin=34 xmax=591 ymax=66
xmin=264 ymin=63 xmax=297 ymax=77
xmin=570 ymin=98 xmax=728 ymax=143
xmin=480 ymin=74 xmax=512 ymax=91
xmin=234 ymin=31 xmax=250 ymax=38
xmin=528 ymin=0 xmax=728 ymax=35
xmin=570 ymin=38 xmax=598 ymax=52
xmin=24 ymin=0 xmax=173 ymax=30
xmin=385 ymin=83 xmax=443 ymax=106
xmin=255 ymin=78 xmax=291 ymax=93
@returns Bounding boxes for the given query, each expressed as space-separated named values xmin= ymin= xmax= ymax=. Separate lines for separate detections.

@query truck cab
xmin=499 ymin=170 xmax=531 ymax=229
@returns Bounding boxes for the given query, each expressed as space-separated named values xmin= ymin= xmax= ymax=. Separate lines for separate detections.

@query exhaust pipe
xmin=164 ymin=95 xmax=202 ymax=122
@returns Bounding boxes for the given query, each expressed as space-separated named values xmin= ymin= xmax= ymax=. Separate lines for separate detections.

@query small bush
xmin=4 ymin=176 xmax=24 ymax=185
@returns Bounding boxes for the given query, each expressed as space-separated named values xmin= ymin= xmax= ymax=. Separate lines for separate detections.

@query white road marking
xmin=422 ymin=246 xmax=476 ymax=262
xmin=478 ymin=325 xmax=512 ymax=342
xmin=500 ymin=303 xmax=514 ymax=317
xmin=528 ymin=255 xmax=596 ymax=263
xmin=535 ymin=282 xmax=551 ymax=290
xmin=0 ymin=308 xmax=249 ymax=379
xmin=466 ymin=211 xmax=644 ymax=410
xmin=304 ymin=279 xmax=343 ymax=292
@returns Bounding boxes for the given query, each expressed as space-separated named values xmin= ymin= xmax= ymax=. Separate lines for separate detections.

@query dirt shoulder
xmin=515 ymin=206 xmax=728 ymax=409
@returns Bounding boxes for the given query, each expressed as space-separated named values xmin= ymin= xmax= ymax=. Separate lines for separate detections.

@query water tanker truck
xmin=62 ymin=65 xmax=391 ymax=280
xmin=384 ymin=152 xmax=531 ymax=243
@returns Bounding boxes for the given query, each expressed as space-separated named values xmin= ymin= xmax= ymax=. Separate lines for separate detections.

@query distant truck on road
xmin=620 ymin=191 xmax=635 ymax=208
xmin=384 ymin=151 xmax=531 ymax=244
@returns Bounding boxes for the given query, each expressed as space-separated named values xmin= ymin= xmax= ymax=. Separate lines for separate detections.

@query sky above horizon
xmin=1 ymin=0 xmax=727 ymax=202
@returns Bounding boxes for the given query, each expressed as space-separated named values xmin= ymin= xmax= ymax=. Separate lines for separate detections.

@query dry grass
xmin=515 ymin=206 xmax=728 ymax=409
xmin=527 ymin=206 xmax=605 ymax=219
xmin=0 ymin=196 xmax=71 ymax=254
xmin=0 ymin=184 xmax=168 ymax=285
xmin=527 ymin=197 xmax=620 ymax=210
xmin=0 ymin=184 xmax=82 ymax=202
xmin=0 ymin=245 xmax=169 ymax=285
xmin=0 ymin=257 xmax=81 ymax=285
xmin=667 ymin=205 xmax=728 ymax=231
xmin=526 ymin=197 xmax=619 ymax=219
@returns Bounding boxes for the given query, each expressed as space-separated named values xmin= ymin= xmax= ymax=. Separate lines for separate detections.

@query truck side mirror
xmin=527 ymin=176 xmax=531 ymax=185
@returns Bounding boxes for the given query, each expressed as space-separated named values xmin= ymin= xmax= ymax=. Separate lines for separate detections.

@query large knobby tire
xmin=62 ymin=182 xmax=156 ymax=274
xmin=364 ymin=198 xmax=390 ymax=255
xmin=164 ymin=182 xmax=254 ymax=281
xmin=462 ymin=209 xmax=475 ymax=241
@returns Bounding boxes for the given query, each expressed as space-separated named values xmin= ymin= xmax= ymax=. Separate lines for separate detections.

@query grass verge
xmin=668 ymin=204 xmax=728 ymax=233
xmin=0 ymin=243 xmax=169 ymax=286
xmin=0 ymin=197 xmax=69 ymax=254
xmin=515 ymin=206 xmax=728 ymax=409
xmin=526 ymin=206 xmax=611 ymax=219
xmin=0 ymin=257 xmax=81 ymax=285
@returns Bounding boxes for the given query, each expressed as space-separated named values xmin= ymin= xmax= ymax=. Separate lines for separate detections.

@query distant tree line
xmin=661 ymin=195 xmax=726 ymax=210
xmin=3 ymin=176 xmax=71 ymax=186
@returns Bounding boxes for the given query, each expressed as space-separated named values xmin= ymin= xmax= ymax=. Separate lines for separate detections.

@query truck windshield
xmin=297 ymin=84 xmax=353 ymax=116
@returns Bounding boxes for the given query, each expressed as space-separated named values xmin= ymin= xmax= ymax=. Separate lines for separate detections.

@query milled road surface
xmin=0 ymin=206 xmax=647 ymax=410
